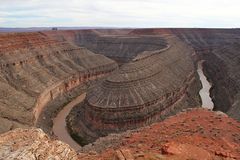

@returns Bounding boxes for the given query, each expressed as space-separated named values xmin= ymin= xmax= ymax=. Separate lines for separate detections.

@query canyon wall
xmin=0 ymin=32 xmax=118 ymax=134
xmin=173 ymin=29 xmax=240 ymax=120
xmin=68 ymin=35 xmax=201 ymax=143
xmin=44 ymin=30 xmax=168 ymax=63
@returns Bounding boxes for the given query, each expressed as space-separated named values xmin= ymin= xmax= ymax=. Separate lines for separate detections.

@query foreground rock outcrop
xmin=0 ymin=128 xmax=78 ymax=160
xmin=68 ymin=34 xmax=201 ymax=143
xmin=1 ymin=109 xmax=239 ymax=160
xmin=82 ymin=108 xmax=240 ymax=159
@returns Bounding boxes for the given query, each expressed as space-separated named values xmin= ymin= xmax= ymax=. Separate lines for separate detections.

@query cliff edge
xmin=1 ymin=108 xmax=239 ymax=160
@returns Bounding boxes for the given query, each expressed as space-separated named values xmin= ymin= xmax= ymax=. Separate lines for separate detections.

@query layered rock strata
xmin=173 ymin=29 xmax=240 ymax=120
xmin=0 ymin=32 xmax=118 ymax=133
xmin=45 ymin=30 xmax=168 ymax=63
xmin=69 ymin=35 xmax=201 ymax=142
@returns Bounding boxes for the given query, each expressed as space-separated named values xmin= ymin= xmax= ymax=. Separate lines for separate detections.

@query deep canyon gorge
xmin=0 ymin=28 xmax=240 ymax=159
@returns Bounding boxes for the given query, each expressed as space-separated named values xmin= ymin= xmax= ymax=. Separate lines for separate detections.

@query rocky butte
xmin=0 ymin=28 xmax=240 ymax=159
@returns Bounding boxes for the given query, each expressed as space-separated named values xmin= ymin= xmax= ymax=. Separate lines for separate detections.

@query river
xmin=52 ymin=93 xmax=86 ymax=151
xmin=197 ymin=61 xmax=214 ymax=110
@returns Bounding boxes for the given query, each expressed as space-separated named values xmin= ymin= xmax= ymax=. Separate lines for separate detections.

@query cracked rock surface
xmin=0 ymin=128 xmax=78 ymax=160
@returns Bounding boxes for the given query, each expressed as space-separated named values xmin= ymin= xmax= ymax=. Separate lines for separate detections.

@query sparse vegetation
xmin=70 ymin=132 xmax=89 ymax=146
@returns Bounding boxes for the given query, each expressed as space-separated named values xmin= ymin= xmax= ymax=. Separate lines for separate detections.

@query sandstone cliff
xmin=0 ymin=32 xmax=118 ymax=134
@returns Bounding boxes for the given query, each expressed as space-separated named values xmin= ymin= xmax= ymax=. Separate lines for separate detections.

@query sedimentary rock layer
xmin=69 ymin=35 xmax=201 ymax=142
xmin=45 ymin=30 xmax=168 ymax=63
xmin=173 ymin=29 xmax=240 ymax=120
xmin=0 ymin=32 xmax=118 ymax=133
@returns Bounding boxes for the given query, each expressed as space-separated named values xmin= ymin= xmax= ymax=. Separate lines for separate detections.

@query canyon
xmin=67 ymin=34 xmax=201 ymax=143
xmin=0 ymin=28 xmax=240 ymax=159
xmin=173 ymin=28 xmax=240 ymax=120
xmin=0 ymin=31 xmax=118 ymax=134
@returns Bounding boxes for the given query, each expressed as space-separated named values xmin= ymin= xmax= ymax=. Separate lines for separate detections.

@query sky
xmin=0 ymin=0 xmax=240 ymax=28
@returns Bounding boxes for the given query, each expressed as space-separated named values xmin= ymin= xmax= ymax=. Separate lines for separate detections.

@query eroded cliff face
xmin=173 ymin=29 xmax=240 ymax=120
xmin=0 ymin=32 xmax=118 ymax=134
xmin=67 ymin=35 xmax=201 ymax=143
xmin=44 ymin=30 xmax=168 ymax=63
